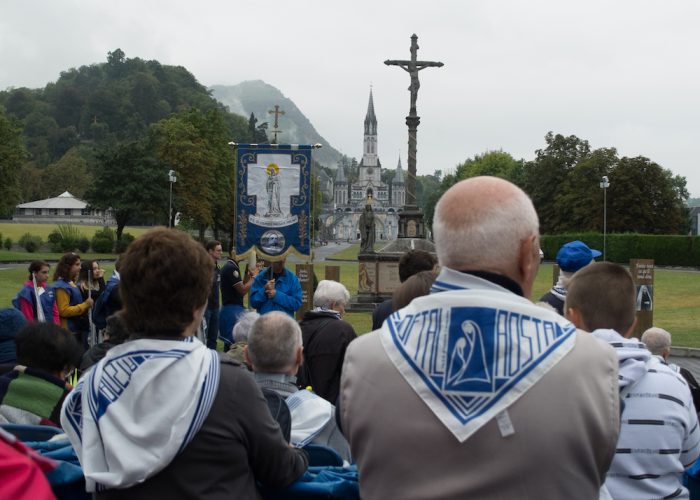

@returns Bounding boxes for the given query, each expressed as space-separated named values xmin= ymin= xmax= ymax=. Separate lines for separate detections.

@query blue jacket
xmin=250 ymin=267 xmax=303 ymax=317
xmin=12 ymin=285 xmax=56 ymax=323
xmin=13 ymin=284 xmax=56 ymax=323
xmin=0 ymin=308 xmax=26 ymax=364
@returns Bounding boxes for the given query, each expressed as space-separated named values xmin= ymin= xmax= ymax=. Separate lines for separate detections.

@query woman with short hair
xmin=61 ymin=228 xmax=307 ymax=498
xmin=297 ymin=280 xmax=357 ymax=403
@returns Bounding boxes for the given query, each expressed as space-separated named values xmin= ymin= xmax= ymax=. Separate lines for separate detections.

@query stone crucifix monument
xmin=354 ymin=34 xmax=443 ymax=307
xmin=385 ymin=33 xmax=443 ymax=238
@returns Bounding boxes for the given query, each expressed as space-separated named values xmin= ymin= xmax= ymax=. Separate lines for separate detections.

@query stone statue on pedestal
xmin=359 ymin=204 xmax=375 ymax=254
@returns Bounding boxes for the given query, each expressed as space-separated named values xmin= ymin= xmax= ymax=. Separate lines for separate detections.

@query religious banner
xmin=234 ymin=144 xmax=312 ymax=260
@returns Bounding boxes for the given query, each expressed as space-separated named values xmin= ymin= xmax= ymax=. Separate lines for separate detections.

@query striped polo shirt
xmin=592 ymin=329 xmax=700 ymax=499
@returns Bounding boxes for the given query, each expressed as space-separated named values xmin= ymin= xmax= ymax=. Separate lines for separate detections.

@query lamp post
xmin=600 ymin=175 xmax=610 ymax=261
xmin=168 ymin=169 xmax=177 ymax=228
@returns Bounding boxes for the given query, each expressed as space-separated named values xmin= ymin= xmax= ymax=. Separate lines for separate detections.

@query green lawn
xmin=2 ymin=251 xmax=698 ymax=348
xmin=0 ymin=222 xmax=149 ymax=241
xmin=0 ymin=223 xmax=149 ymax=261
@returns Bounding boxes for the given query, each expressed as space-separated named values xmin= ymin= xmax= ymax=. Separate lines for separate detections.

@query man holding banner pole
xmin=250 ymin=257 xmax=302 ymax=317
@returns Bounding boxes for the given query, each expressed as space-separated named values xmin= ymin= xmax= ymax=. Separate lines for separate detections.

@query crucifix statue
xmin=385 ymin=34 xmax=443 ymax=236
xmin=268 ymin=104 xmax=285 ymax=143
xmin=385 ymin=34 xmax=444 ymax=115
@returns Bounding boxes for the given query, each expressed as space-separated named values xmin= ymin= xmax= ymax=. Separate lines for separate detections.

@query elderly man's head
xmin=246 ymin=311 xmax=303 ymax=375
xmin=313 ymin=280 xmax=350 ymax=315
xmin=232 ymin=311 xmax=260 ymax=343
xmin=641 ymin=327 xmax=672 ymax=360
xmin=432 ymin=176 xmax=541 ymax=298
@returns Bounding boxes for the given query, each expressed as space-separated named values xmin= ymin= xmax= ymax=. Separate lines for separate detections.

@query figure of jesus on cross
xmin=385 ymin=34 xmax=444 ymax=115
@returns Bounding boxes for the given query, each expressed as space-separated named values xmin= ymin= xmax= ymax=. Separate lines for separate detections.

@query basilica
xmin=321 ymin=90 xmax=405 ymax=242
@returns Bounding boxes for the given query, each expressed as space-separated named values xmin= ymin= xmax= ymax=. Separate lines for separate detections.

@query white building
xmin=13 ymin=191 xmax=114 ymax=225
xmin=323 ymin=90 xmax=405 ymax=241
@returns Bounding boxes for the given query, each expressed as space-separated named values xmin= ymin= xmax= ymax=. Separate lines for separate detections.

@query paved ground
xmin=287 ymin=242 xmax=352 ymax=263
xmin=669 ymin=353 xmax=700 ymax=379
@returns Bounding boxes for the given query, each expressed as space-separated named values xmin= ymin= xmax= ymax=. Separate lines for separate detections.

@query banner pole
xmin=311 ymin=144 xmax=323 ymax=266
xmin=228 ymin=142 xmax=238 ymax=255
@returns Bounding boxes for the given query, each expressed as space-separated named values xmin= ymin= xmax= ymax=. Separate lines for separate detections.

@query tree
xmin=150 ymin=109 xmax=221 ymax=237
xmin=608 ymin=156 xmax=687 ymax=234
xmin=0 ymin=109 xmax=27 ymax=216
xmin=523 ymin=132 xmax=591 ymax=233
xmin=551 ymin=147 xmax=617 ymax=232
xmin=424 ymin=150 xmax=524 ymax=228
xmin=86 ymin=141 xmax=168 ymax=240
xmin=247 ymin=113 xmax=269 ymax=144
xmin=42 ymin=147 xmax=93 ymax=198
xmin=18 ymin=163 xmax=43 ymax=202
xmin=454 ymin=150 xmax=524 ymax=186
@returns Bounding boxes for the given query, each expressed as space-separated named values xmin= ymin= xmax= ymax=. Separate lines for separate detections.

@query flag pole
xmin=32 ymin=273 xmax=46 ymax=322
xmin=88 ymin=270 xmax=96 ymax=347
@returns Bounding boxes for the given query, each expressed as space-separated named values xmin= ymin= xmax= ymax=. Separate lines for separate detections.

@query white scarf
xmin=380 ymin=267 xmax=577 ymax=442
xmin=286 ymin=389 xmax=332 ymax=447
xmin=61 ymin=336 xmax=220 ymax=492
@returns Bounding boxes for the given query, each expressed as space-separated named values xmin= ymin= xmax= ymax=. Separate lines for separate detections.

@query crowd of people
xmin=0 ymin=175 xmax=698 ymax=499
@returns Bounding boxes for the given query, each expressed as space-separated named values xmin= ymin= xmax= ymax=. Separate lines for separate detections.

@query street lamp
xmin=168 ymin=169 xmax=177 ymax=228
xmin=599 ymin=175 xmax=610 ymax=261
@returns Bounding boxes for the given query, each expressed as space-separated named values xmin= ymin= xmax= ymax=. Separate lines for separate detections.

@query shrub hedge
xmin=91 ymin=227 xmax=116 ymax=254
xmin=541 ymin=233 xmax=700 ymax=267
xmin=18 ymin=233 xmax=43 ymax=253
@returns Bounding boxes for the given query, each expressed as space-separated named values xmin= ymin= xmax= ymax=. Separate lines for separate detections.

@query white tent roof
xmin=16 ymin=191 xmax=87 ymax=210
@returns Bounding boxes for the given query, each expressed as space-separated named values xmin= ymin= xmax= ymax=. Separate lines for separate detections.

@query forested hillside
xmin=0 ymin=49 xmax=264 ymax=241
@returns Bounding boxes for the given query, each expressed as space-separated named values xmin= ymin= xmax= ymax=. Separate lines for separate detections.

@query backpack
xmin=679 ymin=367 xmax=700 ymax=412
xmin=91 ymin=287 xmax=112 ymax=331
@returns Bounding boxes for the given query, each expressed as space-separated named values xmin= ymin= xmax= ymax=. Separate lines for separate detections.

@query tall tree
xmin=150 ymin=109 xmax=219 ymax=237
xmin=523 ymin=132 xmax=591 ymax=233
xmin=608 ymin=156 xmax=688 ymax=234
xmin=86 ymin=141 xmax=167 ymax=240
xmin=0 ymin=109 xmax=27 ymax=216
xmin=424 ymin=150 xmax=524 ymax=228
xmin=552 ymin=147 xmax=617 ymax=232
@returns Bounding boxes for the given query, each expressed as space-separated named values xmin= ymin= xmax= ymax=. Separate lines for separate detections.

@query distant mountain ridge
xmin=210 ymin=80 xmax=342 ymax=167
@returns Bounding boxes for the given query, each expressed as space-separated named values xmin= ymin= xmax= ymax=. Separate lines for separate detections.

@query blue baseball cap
xmin=556 ymin=241 xmax=602 ymax=272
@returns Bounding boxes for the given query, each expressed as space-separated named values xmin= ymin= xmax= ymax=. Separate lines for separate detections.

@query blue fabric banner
xmin=235 ymin=144 xmax=312 ymax=260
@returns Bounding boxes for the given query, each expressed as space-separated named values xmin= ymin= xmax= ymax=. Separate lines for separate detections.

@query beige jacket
xmin=340 ymin=330 xmax=620 ymax=500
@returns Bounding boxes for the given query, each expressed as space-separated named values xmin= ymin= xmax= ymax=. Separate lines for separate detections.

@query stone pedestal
xmin=351 ymin=237 xmax=436 ymax=311
xmin=397 ymin=207 xmax=427 ymax=239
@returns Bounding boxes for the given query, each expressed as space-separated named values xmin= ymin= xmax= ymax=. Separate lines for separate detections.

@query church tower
xmin=359 ymin=89 xmax=381 ymax=186
xmin=334 ymin=164 xmax=348 ymax=206
xmin=392 ymin=155 xmax=406 ymax=207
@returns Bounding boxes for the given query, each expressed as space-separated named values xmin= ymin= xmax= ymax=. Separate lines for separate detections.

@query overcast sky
xmin=2 ymin=1 xmax=699 ymax=196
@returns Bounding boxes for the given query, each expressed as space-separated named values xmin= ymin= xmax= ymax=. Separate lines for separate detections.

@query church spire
xmin=393 ymin=155 xmax=404 ymax=184
xmin=362 ymin=87 xmax=379 ymax=168
xmin=364 ymin=87 xmax=377 ymax=136
xmin=335 ymin=163 xmax=347 ymax=184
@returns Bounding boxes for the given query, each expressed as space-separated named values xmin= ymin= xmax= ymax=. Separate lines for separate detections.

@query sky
xmin=2 ymin=1 xmax=700 ymax=196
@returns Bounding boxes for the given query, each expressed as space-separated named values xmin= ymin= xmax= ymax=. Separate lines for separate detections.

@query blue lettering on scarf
xmin=90 ymin=349 xmax=190 ymax=420
xmin=389 ymin=306 xmax=575 ymax=423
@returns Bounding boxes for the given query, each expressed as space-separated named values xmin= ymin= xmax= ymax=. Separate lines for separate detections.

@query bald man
xmin=339 ymin=177 xmax=620 ymax=499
